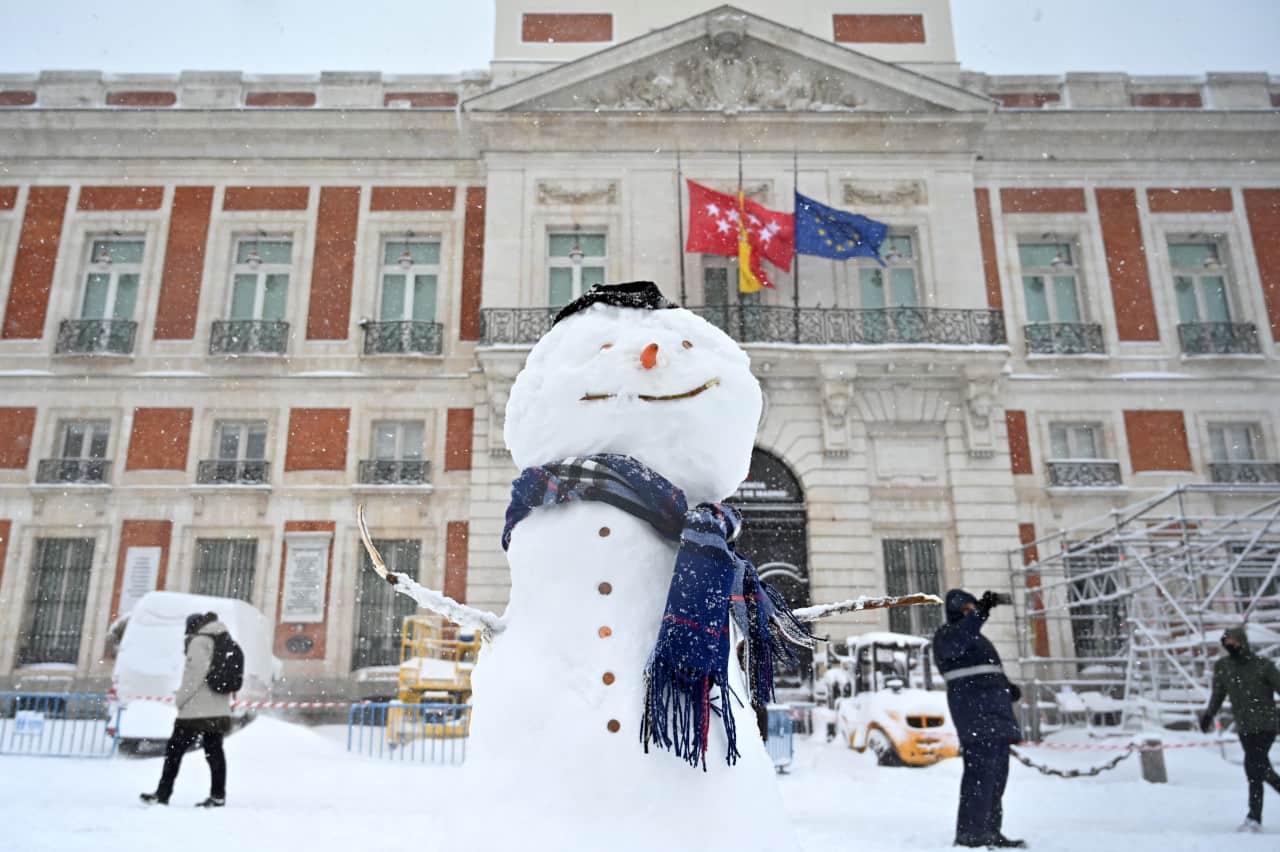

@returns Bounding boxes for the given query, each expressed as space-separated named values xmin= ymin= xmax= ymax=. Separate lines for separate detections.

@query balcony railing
xmin=357 ymin=459 xmax=431 ymax=485
xmin=479 ymin=306 xmax=1007 ymax=347
xmin=35 ymin=458 xmax=111 ymax=484
xmin=209 ymin=320 xmax=289 ymax=355
xmin=1209 ymin=461 xmax=1280 ymax=484
xmin=196 ymin=459 xmax=270 ymax=485
xmin=1177 ymin=322 xmax=1260 ymax=356
xmin=1024 ymin=322 xmax=1105 ymax=355
xmin=55 ymin=319 xmax=137 ymax=355
xmin=362 ymin=321 xmax=444 ymax=356
xmin=1047 ymin=460 xmax=1123 ymax=488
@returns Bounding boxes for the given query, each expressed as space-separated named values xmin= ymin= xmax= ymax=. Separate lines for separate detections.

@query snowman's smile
xmin=581 ymin=378 xmax=720 ymax=403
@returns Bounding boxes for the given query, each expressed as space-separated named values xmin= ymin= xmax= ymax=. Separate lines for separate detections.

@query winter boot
xmin=139 ymin=793 xmax=168 ymax=806
xmin=195 ymin=797 xmax=225 ymax=808
xmin=990 ymin=834 xmax=1029 ymax=848
xmin=1237 ymin=818 xmax=1262 ymax=834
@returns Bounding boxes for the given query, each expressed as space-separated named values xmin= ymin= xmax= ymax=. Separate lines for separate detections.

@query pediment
xmin=466 ymin=6 xmax=993 ymax=115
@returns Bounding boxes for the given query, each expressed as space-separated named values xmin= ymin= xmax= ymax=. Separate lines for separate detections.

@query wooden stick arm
xmin=358 ymin=506 xmax=506 ymax=639
xmin=792 ymin=593 xmax=943 ymax=624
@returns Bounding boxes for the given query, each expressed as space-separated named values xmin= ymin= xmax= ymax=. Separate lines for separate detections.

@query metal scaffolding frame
xmin=1009 ymin=485 xmax=1280 ymax=738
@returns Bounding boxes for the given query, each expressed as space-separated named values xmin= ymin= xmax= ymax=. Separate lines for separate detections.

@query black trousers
xmin=1240 ymin=731 xmax=1280 ymax=823
xmin=957 ymin=739 xmax=1010 ymax=844
xmin=155 ymin=721 xmax=226 ymax=802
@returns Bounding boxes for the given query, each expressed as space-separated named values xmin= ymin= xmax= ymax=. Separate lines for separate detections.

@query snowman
xmin=357 ymin=282 xmax=938 ymax=850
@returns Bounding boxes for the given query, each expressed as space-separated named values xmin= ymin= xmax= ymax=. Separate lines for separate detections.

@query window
xmin=18 ymin=538 xmax=95 ymax=665
xmin=39 ymin=420 xmax=111 ymax=483
xmin=80 ymin=238 xmax=143 ymax=321
xmin=353 ymin=539 xmax=420 ymax=669
xmin=1208 ymin=423 xmax=1259 ymax=462
xmin=883 ymin=539 xmax=943 ymax=637
xmin=701 ymin=257 xmax=760 ymax=340
xmin=857 ymin=234 xmax=918 ymax=309
xmin=199 ymin=420 xmax=269 ymax=484
xmin=1169 ymin=239 xmax=1231 ymax=324
xmin=379 ymin=238 xmax=439 ymax=323
xmin=193 ymin=539 xmax=257 ymax=602
xmin=547 ymin=230 xmax=606 ymax=310
xmin=361 ymin=420 xmax=428 ymax=484
xmin=1019 ymin=241 xmax=1082 ymax=324
xmin=229 ymin=235 xmax=291 ymax=320
xmin=1049 ymin=423 xmax=1102 ymax=459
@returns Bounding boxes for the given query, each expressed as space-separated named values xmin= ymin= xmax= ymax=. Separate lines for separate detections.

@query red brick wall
xmin=444 ymin=409 xmax=473 ymax=472
xmin=3 ymin=186 xmax=68 ymax=339
xmin=306 ymin=187 xmax=360 ymax=340
xmin=0 ymin=519 xmax=10 ymax=595
xmin=284 ymin=408 xmax=350 ymax=472
xmin=77 ymin=186 xmax=165 ymax=211
xmin=223 ymin=186 xmax=309 ymax=211
xmin=833 ymin=14 xmax=925 ymax=43
xmin=460 ymin=187 xmax=486 ymax=342
xmin=1097 ymin=189 xmax=1159 ymax=341
xmin=1146 ymin=188 xmax=1232 ymax=213
xmin=110 ymin=521 xmax=172 ymax=620
xmin=245 ymin=92 xmax=316 ymax=107
xmin=0 ymin=91 xmax=36 ymax=106
xmin=995 ymin=92 xmax=1060 ymax=108
xmin=1006 ymin=410 xmax=1032 ymax=475
xmin=1018 ymin=523 xmax=1050 ymax=657
xmin=105 ymin=91 xmax=176 ymax=107
xmin=522 ymin=13 xmax=613 ymax=42
xmin=125 ymin=408 xmax=192 ymax=471
xmin=1243 ymin=189 xmax=1280 ymax=341
xmin=0 ymin=408 xmax=36 ymax=468
xmin=0 ymin=187 xmax=15 ymax=209
xmin=974 ymin=189 xmax=1002 ymax=311
xmin=383 ymin=92 xmax=457 ymax=108
xmin=369 ymin=187 xmax=456 ymax=212
xmin=1132 ymin=92 xmax=1203 ymax=108
xmin=1124 ymin=410 xmax=1192 ymax=472
xmin=155 ymin=186 xmax=214 ymax=340
xmin=444 ymin=521 xmax=469 ymax=603
xmin=999 ymin=187 xmax=1087 ymax=214
xmin=274 ymin=521 xmax=335 ymax=660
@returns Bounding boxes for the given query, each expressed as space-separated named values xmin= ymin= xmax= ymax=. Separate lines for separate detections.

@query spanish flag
xmin=737 ymin=189 xmax=769 ymax=293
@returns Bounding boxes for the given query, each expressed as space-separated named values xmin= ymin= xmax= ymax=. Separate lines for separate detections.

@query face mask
xmin=1225 ymin=644 xmax=1242 ymax=658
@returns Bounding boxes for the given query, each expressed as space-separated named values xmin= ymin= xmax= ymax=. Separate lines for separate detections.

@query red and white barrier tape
xmin=119 ymin=695 xmax=358 ymax=710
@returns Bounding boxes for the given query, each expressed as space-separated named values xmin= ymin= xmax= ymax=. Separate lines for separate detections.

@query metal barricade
xmin=0 ymin=692 xmax=119 ymax=758
xmin=347 ymin=702 xmax=470 ymax=764
xmin=765 ymin=705 xmax=795 ymax=773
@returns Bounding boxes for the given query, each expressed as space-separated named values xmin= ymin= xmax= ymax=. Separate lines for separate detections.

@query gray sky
xmin=1 ymin=0 xmax=1277 ymax=76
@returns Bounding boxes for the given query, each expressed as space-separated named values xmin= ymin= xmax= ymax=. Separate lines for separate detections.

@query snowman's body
xmin=437 ymin=288 xmax=802 ymax=850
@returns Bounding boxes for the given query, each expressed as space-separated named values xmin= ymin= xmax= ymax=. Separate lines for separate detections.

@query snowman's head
xmin=504 ymin=283 xmax=761 ymax=504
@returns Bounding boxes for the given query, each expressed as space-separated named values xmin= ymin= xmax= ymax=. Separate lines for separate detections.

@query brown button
xmin=598 ymin=526 xmax=611 ymax=537
xmin=598 ymin=582 xmax=613 ymax=596
xmin=607 ymin=719 xmax=621 ymax=733
xmin=598 ymin=626 xmax=612 ymax=639
xmin=602 ymin=672 xmax=616 ymax=685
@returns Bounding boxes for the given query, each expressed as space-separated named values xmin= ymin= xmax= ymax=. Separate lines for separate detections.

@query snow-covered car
xmin=106 ymin=591 xmax=279 ymax=754
xmin=834 ymin=632 xmax=959 ymax=767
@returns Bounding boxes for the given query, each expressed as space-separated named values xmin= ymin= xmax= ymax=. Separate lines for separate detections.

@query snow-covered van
xmin=106 ymin=591 xmax=278 ymax=753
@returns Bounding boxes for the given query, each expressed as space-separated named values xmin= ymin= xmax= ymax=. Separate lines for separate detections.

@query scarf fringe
xmin=643 ymin=659 xmax=739 ymax=770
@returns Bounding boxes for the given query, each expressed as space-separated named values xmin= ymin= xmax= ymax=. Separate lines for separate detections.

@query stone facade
xmin=0 ymin=3 xmax=1276 ymax=699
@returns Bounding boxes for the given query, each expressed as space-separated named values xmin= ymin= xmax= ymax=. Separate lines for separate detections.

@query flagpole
xmin=675 ymin=149 xmax=687 ymax=305
xmin=736 ymin=145 xmax=746 ymax=340
xmin=792 ymin=150 xmax=801 ymax=343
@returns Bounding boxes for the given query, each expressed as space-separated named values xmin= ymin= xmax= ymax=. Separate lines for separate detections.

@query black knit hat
xmin=185 ymin=612 xmax=216 ymax=635
xmin=552 ymin=281 xmax=678 ymax=326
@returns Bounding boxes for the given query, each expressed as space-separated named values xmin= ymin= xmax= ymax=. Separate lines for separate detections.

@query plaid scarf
xmin=502 ymin=453 xmax=814 ymax=769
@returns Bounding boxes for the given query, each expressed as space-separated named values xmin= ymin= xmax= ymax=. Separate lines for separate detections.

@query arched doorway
xmin=728 ymin=448 xmax=810 ymax=689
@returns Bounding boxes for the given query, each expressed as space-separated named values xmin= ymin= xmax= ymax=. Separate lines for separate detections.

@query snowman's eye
xmin=682 ymin=340 xmax=693 ymax=349
xmin=600 ymin=343 xmax=613 ymax=351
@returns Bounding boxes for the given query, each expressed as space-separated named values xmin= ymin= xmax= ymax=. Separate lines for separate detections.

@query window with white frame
xmin=229 ymin=235 xmax=291 ymax=321
xmin=1049 ymin=422 xmax=1103 ymax=459
xmin=1208 ymin=423 xmax=1261 ymax=462
xmin=855 ymin=233 xmax=918 ymax=309
xmin=372 ymin=420 xmax=425 ymax=461
xmin=379 ymin=237 xmax=439 ymax=323
xmin=547 ymin=230 xmax=606 ymax=310
xmin=215 ymin=421 xmax=268 ymax=461
xmin=1019 ymin=240 xmax=1083 ymax=324
xmin=1169 ymin=238 xmax=1232 ymax=324
xmin=80 ymin=237 xmax=144 ymax=321
xmin=58 ymin=420 xmax=110 ymax=462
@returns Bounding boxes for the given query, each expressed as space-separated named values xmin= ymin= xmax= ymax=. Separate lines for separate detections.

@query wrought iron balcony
xmin=55 ymin=319 xmax=137 ymax=355
xmin=479 ymin=306 xmax=1006 ymax=347
xmin=1024 ymin=322 xmax=1105 ymax=355
xmin=1177 ymin=322 xmax=1260 ymax=356
xmin=35 ymin=458 xmax=111 ymax=484
xmin=362 ymin=321 xmax=444 ymax=356
xmin=1047 ymin=460 xmax=1123 ymax=488
xmin=209 ymin=320 xmax=289 ymax=355
xmin=196 ymin=459 xmax=270 ymax=485
xmin=357 ymin=459 xmax=431 ymax=485
xmin=1209 ymin=461 xmax=1280 ymax=484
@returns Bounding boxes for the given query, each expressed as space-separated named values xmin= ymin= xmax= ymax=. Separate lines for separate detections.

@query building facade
xmin=0 ymin=1 xmax=1276 ymax=698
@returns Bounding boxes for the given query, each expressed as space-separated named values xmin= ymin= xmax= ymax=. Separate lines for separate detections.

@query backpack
xmin=205 ymin=632 xmax=245 ymax=694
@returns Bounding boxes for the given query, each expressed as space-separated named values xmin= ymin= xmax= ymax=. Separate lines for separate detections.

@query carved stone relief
xmin=536 ymin=181 xmax=619 ymax=207
xmin=841 ymin=180 xmax=928 ymax=207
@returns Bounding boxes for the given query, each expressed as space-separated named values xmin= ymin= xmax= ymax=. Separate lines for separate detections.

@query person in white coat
xmin=140 ymin=612 xmax=231 ymax=807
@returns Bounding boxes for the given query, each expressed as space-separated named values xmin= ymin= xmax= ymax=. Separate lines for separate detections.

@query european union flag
xmin=794 ymin=193 xmax=888 ymax=264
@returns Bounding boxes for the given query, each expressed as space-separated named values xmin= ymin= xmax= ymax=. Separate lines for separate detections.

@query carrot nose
xmin=640 ymin=343 xmax=659 ymax=370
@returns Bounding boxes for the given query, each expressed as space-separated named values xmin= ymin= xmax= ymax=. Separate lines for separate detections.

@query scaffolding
xmin=1009 ymin=485 xmax=1280 ymax=739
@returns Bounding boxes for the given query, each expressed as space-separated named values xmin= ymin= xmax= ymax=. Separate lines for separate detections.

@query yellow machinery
xmin=386 ymin=614 xmax=481 ymax=746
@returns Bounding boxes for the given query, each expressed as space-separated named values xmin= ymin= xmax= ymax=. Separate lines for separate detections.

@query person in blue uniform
xmin=933 ymin=589 xmax=1026 ymax=849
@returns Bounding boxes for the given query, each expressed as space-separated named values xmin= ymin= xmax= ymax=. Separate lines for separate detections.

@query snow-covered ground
xmin=0 ymin=717 xmax=1273 ymax=851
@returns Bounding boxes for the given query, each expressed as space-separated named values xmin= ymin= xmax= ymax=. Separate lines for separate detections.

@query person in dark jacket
xmin=1199 ymin=626 xmax=1280 ymax=833
xmin=140 ymin=612 xmax=232 ymax=807
xmin=933 ymin=589 xmax=1025 ymax=849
